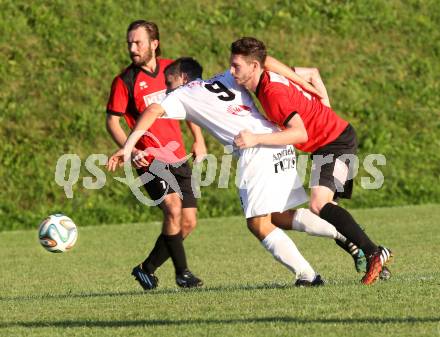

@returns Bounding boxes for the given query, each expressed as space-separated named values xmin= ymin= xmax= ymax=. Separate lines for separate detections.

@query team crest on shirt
xmin=226 ymin=104 xmax=251 ymax=116
xmin=139 ymin=81 xmax=148 ymax=89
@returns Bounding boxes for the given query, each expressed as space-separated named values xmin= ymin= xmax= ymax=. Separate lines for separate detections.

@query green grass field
xmin=1 ymin=1 xmax=439 ymax=229
xmin=1 ymin=204 xmax=439 ymax=337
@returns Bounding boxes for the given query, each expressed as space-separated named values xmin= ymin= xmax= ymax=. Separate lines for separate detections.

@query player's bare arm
xmin=294 ymin=67 xmax=331 ymax=107
xmin=106 ymin=114 xmax=128 ymax=147
xmin=106 ymin=114 xmax=149 ymax=168
xmin=234 ymin=114 xmax=308 ymax=149
xmin=264 ymin=56 xmax=323 ymax=98
xmin=186 ymin=121 xmax=207 ymax=162
xmin=107 ymin=103 xmax=165 ymax=171
xmin=265 ymin=56 xmax=331 ymax=107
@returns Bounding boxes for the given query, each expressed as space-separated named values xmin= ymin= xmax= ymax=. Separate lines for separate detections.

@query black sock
xmin=320 ymin=203 xmax=378 ymax=256
xmin=141 ymin=234 xmax=170 ymax=274
xmin=163 ymin=232 xmax=188 ymax=275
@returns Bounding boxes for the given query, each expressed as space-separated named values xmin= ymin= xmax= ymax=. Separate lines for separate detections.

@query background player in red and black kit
xmin=230 ymin=37 xmax=393 ymax=285
xmin=106 ymin=20 xmax=206 ymax=289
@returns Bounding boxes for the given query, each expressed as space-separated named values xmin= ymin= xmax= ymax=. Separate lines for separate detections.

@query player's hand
xmin=107 ymin=148 xmax=126 ymax=172
xmin=107 ymin=148 xmax=149 ymax=171
xmin=131 ymin=148 xmax=150 ymax=168
xmin=191 ymin=140 xmax=207 ymax=163
xmin=234 ymin=129 xmax=258 ymax=149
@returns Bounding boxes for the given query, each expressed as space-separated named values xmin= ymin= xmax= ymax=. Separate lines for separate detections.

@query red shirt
xmin=257 ymin=71 xmax=348 ymax=153
xmin=107 ymin=58 xmax=187 ymax=163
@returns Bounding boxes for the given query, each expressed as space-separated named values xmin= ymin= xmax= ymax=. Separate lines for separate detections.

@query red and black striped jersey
xmin=256 ymin=71 xmax=348 ymax=153
xmin=107 ymin=58 xmax=187 ymax=163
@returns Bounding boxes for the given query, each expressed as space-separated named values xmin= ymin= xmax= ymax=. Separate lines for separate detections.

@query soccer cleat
xmin=131 ymin=265 xmax=158 ymax=290
xmin=295 ymin=274 xmax=325 ymax=287
xmin=176 ymin=269 xmax=203 ymax=288
xmin=378 ymin=246 xmax=394 ymax=266
xmin=361 ymin=253 xmax=382 ymax=285
xmin=361 ymin=246 xmax=393 ymax=285
xmin=378 ymin=246 xmax=394 ymax=281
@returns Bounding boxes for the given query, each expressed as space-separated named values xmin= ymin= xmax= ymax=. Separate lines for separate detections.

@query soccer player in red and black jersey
xmin=106 ymin=20 xmax=206 ymax=290
xmin=230 ymin=37 xmax=393 ymax=285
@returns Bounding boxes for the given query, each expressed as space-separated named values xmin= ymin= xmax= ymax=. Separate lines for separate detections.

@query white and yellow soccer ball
xmin=38 ymin=214 xmax=78 ymax=253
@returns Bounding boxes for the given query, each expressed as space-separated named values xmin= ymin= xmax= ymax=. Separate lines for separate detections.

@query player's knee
xmin=162 ymin=212 xmax=181 ymax=235
xmin=246 ymin=217 xmax=272 ymax=241
xmin=181 ymin=217 xmax=197 ymax=237
xmin=162 ymin=200 xmax=182 ymax=224
xmin=246 ymin=220 xmax=259 ymax=236
xmin=309 ymin=201 xmax=323 ymax=216
xmin=165 ymin=205 xmax=181 ymax=219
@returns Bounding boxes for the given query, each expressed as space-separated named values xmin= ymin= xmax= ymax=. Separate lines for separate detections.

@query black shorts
xmin=310 ymin=124 xmax=358 ymax=200
xmin=136 ymin=160 xmax=197 ymax=209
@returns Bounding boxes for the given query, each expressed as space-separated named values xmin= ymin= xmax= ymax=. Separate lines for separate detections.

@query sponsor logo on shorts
xmin=272 ymin=147 xmax=295 ymax=161
xmin=273 ymin=146 xmax=296 ymax=173
xmin=274 ymin=158 xmax=296 ymax=173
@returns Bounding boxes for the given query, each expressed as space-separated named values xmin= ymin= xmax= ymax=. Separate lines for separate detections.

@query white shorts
xmin=237 ymin=144 xmax=308 ymax=218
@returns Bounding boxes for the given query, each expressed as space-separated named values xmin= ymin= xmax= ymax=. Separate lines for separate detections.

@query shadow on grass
xmin=0 ymin=282 xmax=293 ymax=302
xmin=1 ymin=316 xmax=439 ymax=329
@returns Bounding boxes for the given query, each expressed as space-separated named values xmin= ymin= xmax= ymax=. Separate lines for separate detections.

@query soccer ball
xmin=38 ymin=214 xmax=78 ymax=253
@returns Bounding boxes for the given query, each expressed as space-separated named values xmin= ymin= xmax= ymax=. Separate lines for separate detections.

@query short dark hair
xmin=230 ymin=37 xmax=267 ymax=65
xmin=164 ymin=57 xmax=203 ymax=81
xmin=127 ymin=20 xmax=161 ymax=56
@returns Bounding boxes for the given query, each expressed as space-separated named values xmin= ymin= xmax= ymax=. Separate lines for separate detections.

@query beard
xmin=235 ymin=72 xmax=253 ymax=86
xmin=130 ymin=47 xmax=154 ymax=66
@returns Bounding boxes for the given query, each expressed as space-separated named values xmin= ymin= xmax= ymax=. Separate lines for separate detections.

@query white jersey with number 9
xmin=160 ymin=70 xmax=308 ymax=218
xmin=161 ymin=71 xmax=279 ymax=150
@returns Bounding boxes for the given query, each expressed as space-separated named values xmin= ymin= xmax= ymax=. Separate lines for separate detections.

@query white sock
xmin=292 ymin=208 xmax=341 ymax=239
xmin=261 ymin=227 xmax=316 ymax=281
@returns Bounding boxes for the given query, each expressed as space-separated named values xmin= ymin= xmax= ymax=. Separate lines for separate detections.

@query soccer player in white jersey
xmin=108 ymin=58 xmax=354 ymax=286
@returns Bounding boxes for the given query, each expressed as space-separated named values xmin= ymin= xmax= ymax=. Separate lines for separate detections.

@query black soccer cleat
xmin=176 ymin=269 xmax=203 ymax=288
xmin=131 ymin=265 xmax=158 ymax=290
xmin=295 ymin=274 xmax=325 ymax=287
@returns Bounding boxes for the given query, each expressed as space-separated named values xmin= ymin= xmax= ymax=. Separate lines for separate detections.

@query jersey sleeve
xmin=106 ymin=77 xmax=128 ymax=116
xmin=160 ymin=92 xmax=187 ymax=120
xmin=262 ymin=84 xmax=299 ymax=127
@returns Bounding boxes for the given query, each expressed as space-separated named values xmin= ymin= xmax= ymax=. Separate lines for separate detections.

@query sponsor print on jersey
xmin=143 ymin=89 xmax=167 ymax=106
xmin=226 ymin=104 xmax=251 ymax=116
xmin=186 ymin=81 xmax=203 ymax=89
xmin=273 ymin=146 xmax=296 ymax=173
